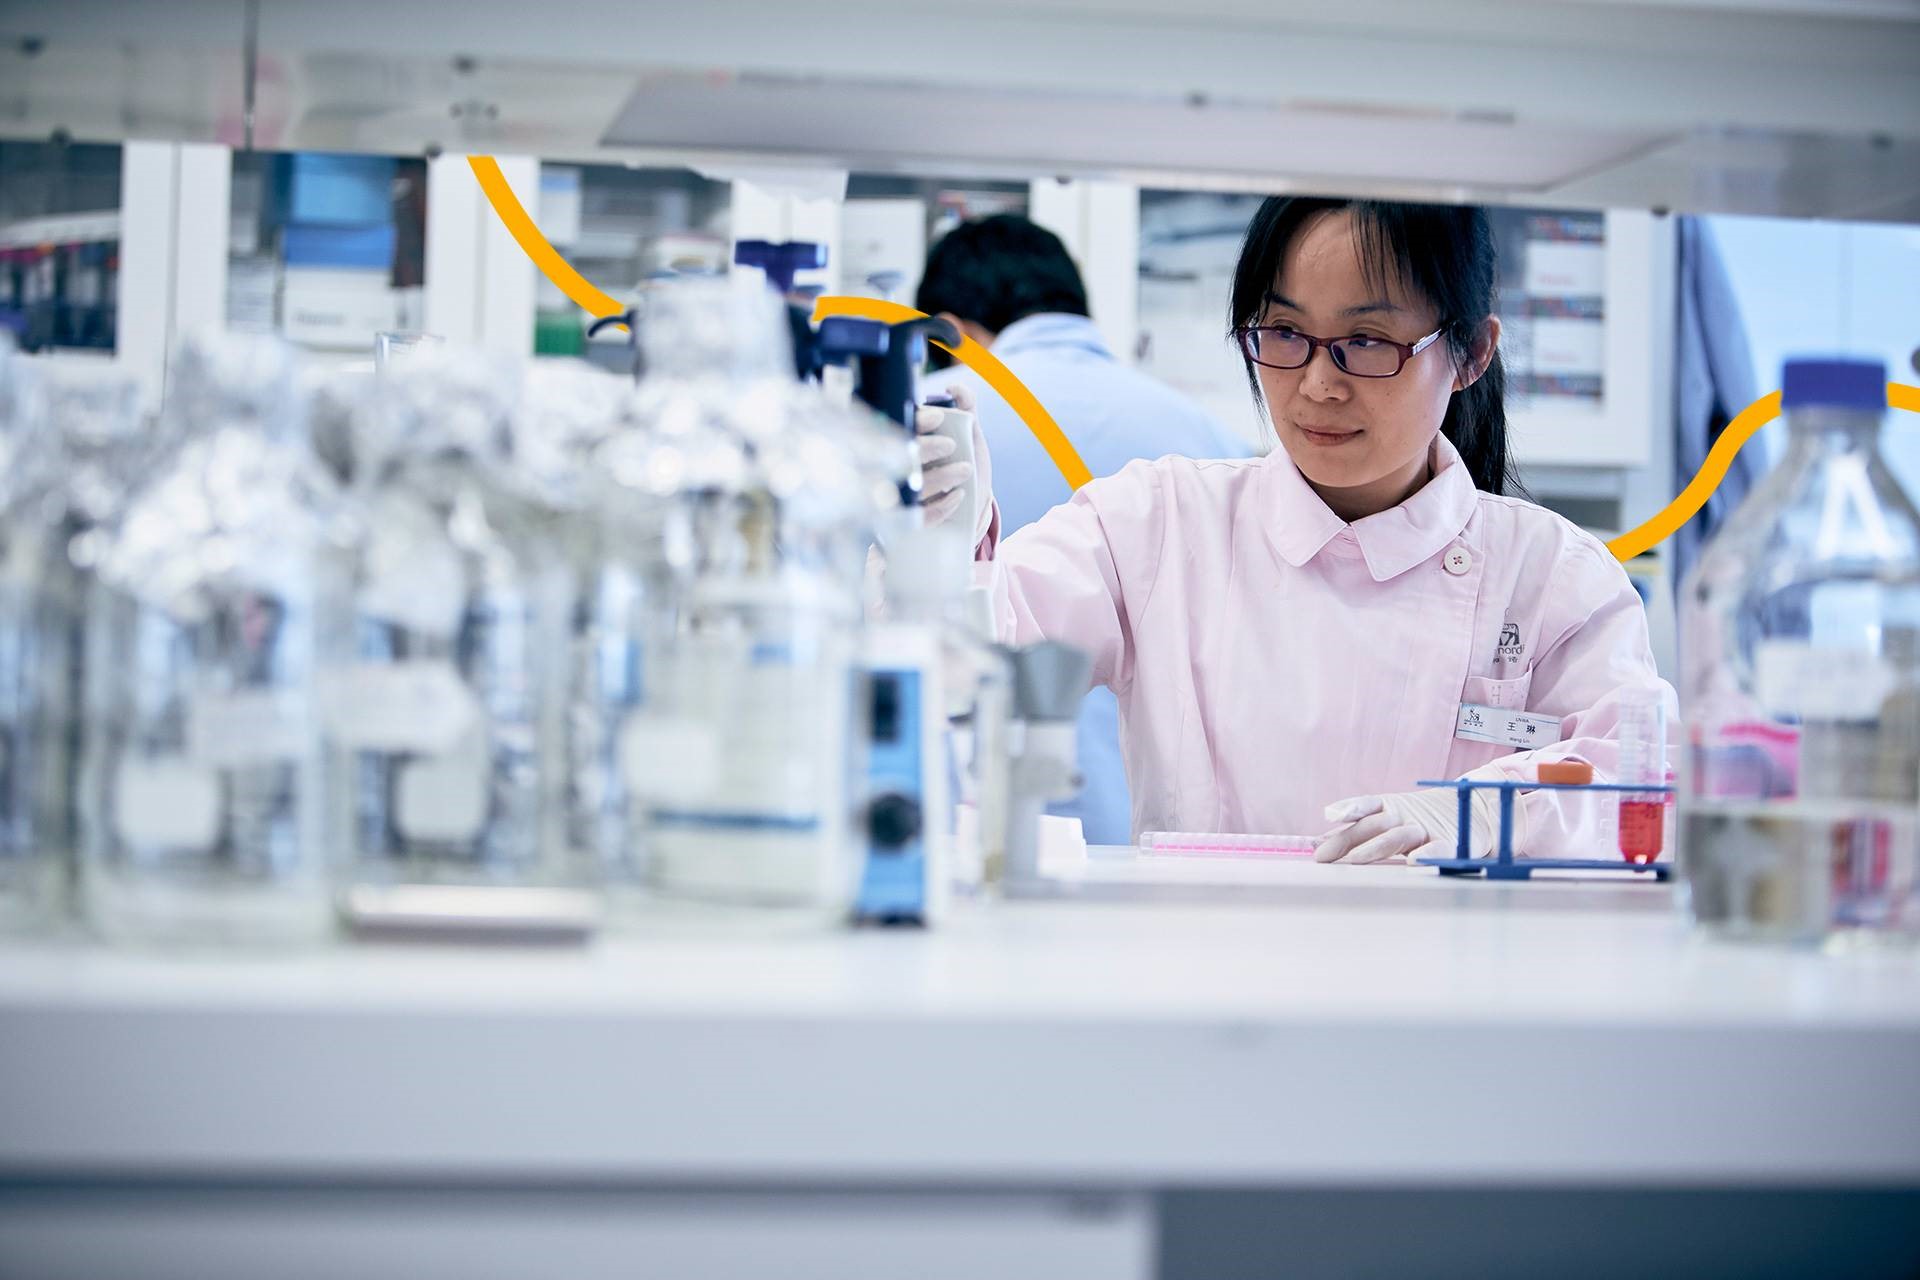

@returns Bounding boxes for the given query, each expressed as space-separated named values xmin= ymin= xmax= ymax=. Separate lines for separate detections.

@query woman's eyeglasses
xmin=1234 ymin=324 xmax=1444 ymax=379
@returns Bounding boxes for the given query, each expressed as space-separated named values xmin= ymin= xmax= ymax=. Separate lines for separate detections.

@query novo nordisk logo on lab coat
xmin=1496 ymin=621 xmax=1524 ymax=669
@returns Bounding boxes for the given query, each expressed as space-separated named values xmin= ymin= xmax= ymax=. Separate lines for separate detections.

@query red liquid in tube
xmin=1615 ymin=688 xmax=1668 ymax=864
xmin=1619 ymin=799 xmax=1665 ymax=863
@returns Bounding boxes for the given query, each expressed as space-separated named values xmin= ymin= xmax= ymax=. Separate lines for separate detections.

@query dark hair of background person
xmin=916 ymin=214 xmax=1090 ymax=368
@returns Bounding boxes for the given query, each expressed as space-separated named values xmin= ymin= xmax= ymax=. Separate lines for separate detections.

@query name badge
xmin=1456 ymin=703 xmax=1562 ymax=750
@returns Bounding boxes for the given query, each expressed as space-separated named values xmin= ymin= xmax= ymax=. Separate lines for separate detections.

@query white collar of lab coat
xmin=1260 ymin=433 xmax=1479 ymax=583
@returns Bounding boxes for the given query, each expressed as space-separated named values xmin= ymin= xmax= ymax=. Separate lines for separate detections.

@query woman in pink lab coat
xmin=920 ymin=197 xmax=1677 ymax=862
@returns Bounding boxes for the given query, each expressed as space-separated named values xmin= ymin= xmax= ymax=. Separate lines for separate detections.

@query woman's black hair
xmin=1229 ymin=197 xmax=1520 ymax=497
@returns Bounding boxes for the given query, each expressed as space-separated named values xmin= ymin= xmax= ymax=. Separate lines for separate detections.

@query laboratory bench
xmin=2 ymin=854 xmax=1918 ymax=1279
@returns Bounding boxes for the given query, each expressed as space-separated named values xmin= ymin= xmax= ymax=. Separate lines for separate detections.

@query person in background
xmin=915 ymin=214 xmax=1254 ymax=847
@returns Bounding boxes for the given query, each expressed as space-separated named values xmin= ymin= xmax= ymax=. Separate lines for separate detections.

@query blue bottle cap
xmin=733 ymin=240 xmax=828 ymax=294
xmin=1781 ymin=358 xmax=1886 ymax=411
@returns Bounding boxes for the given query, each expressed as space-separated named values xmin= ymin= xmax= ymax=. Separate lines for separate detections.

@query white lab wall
xmin=1027 ymin=178 xmax=1139 ymax=369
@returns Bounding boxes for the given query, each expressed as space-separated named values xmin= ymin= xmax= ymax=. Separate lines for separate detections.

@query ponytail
xmin=1442 ymin=347 xmax=1522 ymax=497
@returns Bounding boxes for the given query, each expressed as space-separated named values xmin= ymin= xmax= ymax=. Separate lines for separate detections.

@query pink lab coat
xmin=975 ymin=433 xmax=1679 ymax=855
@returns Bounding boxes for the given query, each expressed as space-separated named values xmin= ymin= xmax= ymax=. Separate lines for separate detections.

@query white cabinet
xmin=1503 ymin=210 xmax=1675 ymax=472
xmin=1029 ymin=177 xmax=1141 ymax=371
xmin=423 ymin=152 xmax=536 ymax=357
xmin=109 ymin=145 xmax=489 ymax=379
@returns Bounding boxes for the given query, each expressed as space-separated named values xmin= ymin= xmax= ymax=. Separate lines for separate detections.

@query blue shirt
xmin=929 ymin=313 xmax=1255 ymax=845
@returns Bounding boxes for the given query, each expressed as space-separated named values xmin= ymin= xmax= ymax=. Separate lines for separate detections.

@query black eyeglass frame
xmin=1234 ymin=324 xmax=1445 ymax=378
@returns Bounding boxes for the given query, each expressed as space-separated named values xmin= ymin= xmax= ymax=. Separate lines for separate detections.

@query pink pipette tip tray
xmin=1138 ymin=832 xmax=1317 ymax=858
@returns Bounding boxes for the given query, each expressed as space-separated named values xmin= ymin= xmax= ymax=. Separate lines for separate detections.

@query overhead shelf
xmin=0 ymin=0 xmax=1915 ymax=220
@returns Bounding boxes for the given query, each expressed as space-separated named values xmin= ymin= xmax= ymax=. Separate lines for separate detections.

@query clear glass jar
xmin=628 ymin=498 xmax=864 ymax=918
xmin=330 ymin=351 xmax=613 ymax=908
xmin=591 ymin=278 xmax=889 ymax=924
xmin=0 ymin=353 xmax=160 ymax=932
xmin=0 ymin=344 xmax=68 ymax=929
xmin=1678 ymin=358 xmax=1920 ymax=946
xmin=0 ymin=521 xmax=70 ymax=932
xmin=80 ymin=333 xmax=350 ymax=946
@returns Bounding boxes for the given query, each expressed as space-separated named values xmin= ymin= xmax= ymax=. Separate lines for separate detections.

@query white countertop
xmin=2 ymin=854 xmax=1917 ymax=1189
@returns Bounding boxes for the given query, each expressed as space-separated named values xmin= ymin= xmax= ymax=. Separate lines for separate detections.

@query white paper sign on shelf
xmin=1528 ymin=318 xmax=1606 ymax=377
xmin=1524 ymin=241 xmax=1605 ymax=297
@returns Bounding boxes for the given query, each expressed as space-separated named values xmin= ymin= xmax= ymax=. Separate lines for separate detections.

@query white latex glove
xmin=1313 ymin=787 xmax=1504 ymax=865
xmin=912 ymin=382 xmax=985 ymax=533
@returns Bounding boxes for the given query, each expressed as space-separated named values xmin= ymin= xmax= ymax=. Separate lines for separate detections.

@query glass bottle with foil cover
xmin=9 ymin=355 xmax=158 ymax=930
xmin=0 ymin=339 xmax=67 ymax=929
xmin=329 ymin=350 xmax=624 ymax=929
xmin=594 ymin=277 xmax=897 ymax=923
xmin=1678 ymin=358 xmax=1920 ymax=946
xmin=80 ymin=333 xmax=352 ymax=946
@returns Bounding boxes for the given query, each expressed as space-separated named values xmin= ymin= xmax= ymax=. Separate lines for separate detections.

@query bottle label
xmin=189 ymin=690 xmax=310 ymax=768
xmin=321 ymin=661 xmax=482 ymax=754
xmin=620 ymin=714 xmax=722 ymax=800
xmin=114 ymin=758 xmax=221 ymax=849
xmin=395 ymin=728 xmax=490 ymax=843
xmin=1755 ymin=641 xmax=1894 ymax=719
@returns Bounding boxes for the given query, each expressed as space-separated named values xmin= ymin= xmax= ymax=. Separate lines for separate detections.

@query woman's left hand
xmin=912 ymin=381 xmax=998 ymax=548
xmin=1313 ymin=788 xmax=1500 ymax=864
xmin=912 ymin=382 xmax=977 ymax=529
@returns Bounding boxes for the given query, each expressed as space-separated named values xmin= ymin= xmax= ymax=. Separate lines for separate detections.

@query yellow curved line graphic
xmin=809 ymin=296 xmax=1094 ymax=491
xmin=468 ymin=154 xmax=1913 ymax=563
xmin=1608 ymin=383 xmax=1920 ymax=562
xmin=467 ymin=155 xmax=1090 ymax=485
xmin=468 ymin=156 xmax=625 ymax=320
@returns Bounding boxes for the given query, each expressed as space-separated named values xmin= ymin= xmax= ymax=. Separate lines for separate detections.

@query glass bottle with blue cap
xmin=1680 ymin=356 xmax=1920 ymax=946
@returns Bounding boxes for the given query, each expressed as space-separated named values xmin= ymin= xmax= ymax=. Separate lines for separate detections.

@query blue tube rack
xmin=1412 ymin=778 xmax=1676 ymax=881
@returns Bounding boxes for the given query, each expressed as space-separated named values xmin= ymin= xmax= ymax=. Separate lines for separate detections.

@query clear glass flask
xmin=331 ymin=351 xmax=615 ymax=917
xmin=80 ymin=333 xmax=350 ymax=946
xmin=1678 ymin=358 xmax=1920 ymax=946
xmin=0 ymin=351 xmax=164 ymax=932
xmin=634 ymin=526 xmax=863 ymax=916
xmin=0 ymin=342 xmax=68 ymax=928
xmin=594 ymin=277 xmax=889 ymax=923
